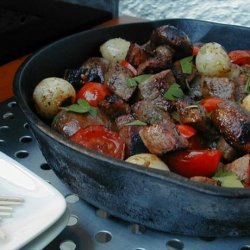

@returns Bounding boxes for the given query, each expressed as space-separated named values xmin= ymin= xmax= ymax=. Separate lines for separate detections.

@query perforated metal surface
xmin=1 ymin=98 xmax=250 ymax=250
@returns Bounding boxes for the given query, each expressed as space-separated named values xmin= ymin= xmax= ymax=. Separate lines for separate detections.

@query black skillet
xmin=14 ymin=19 xmax=250 ymax=237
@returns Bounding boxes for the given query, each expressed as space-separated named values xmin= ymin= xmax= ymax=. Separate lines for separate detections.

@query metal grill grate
xmin=0 ymin=98 xmax=250 ymax=250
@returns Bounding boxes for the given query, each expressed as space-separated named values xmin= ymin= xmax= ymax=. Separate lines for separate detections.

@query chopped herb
xmin=180 ymin=56 xmax=194 ymax=74
xmin=127 ymin=74 xmax=152 ymax=88
xmin=125 ymin=120 xmax=147 ymax=126
xmin=170 ymin=111 xmax=181 ymax=122
xmin=61 ymin=99 xmax=97 ymax=116
xmin=164 ymin=83 xmax=184 ymax=101
xmin=244 ymin=75 xmax=250 ymax=93
xmin=213 ymin=168 xmax=244 ymax=188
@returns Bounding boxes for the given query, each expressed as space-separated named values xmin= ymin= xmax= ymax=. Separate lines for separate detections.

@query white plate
xmin=0 ymin=151 xmax=68 ymax=250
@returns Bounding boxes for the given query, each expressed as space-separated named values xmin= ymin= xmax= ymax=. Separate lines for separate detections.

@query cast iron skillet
xmin=14 ymin=19 xmax=250 ymax=237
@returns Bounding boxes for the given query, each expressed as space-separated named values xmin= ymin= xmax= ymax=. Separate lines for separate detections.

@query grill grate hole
xmin=95 ymin=231 xmax=112 ymax=243
xmin=166 ymin=239 xmax=184 ymax=250
xmin=15 ymin=150 xmax=29 ymax=158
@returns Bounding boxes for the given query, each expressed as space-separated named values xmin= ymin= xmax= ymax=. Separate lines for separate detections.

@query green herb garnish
xmin=244 ymin=75 xmax=250 ymax=93
xmin=125 ymin=120 xmax=147 ymax=126
xmin=213 ymin=168 xmax=243 ymax=188
xmin=127 ymin=74 xmax=152 ymax=87
xmin=61 ymin=99 xmax=97 ymax=116
xmin=180 ymin=55 xmax=194 ymax=74
xmin=164 ymin=83 xmax=184 ymax=101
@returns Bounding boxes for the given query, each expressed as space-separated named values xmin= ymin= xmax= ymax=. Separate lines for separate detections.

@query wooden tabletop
xmin=0 ymin=16 xmax=146 ymax=103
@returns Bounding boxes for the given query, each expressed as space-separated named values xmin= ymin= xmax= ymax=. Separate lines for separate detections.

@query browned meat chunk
xmin=172 ymin=59 xmax=197 ymax=90
xmin=201 ymin=77 xmax=235 ymax=100
xmin=149 ymin=25 xmax=193 ymax=59
xmin=138 ymin=69 xmax=176 ymax=111
xmin=137 ymin=45 xmax=173 ymax=74
xmin=99 ymin=94 xmax=131 ymax=120
xmin=132 ymin=100 xmax=171 ymax=125
xmin=190 ymin=176 xmax=220 ymax=186
xmin=115 ymin=114 xmax=136 ymax=130
xmin=52 ymin=109 xmax=112 ymax=136
xmin=64 ymin=57 xmax=109 ymax=89
xmin=234 ymin=74 xmax=248 ymax=102
xmin=119 ymin=125 xmax=148 ymax=158
xmin=224 ymin=154 xmax=250 ymax=182
xmin=125 ymin=42 xmax=149 ymax=68
xmin=211 ymin=101 xmax=250 ymax=152
xmin=216 ymin=137 xmax=239 ymax=162
xmin=105 ymin=62 xmax=136 ymax=101
xmin=80 ymin=57 xmax=109 ymax=83
xmin=139 ymin=123 xmax=188 ymax=155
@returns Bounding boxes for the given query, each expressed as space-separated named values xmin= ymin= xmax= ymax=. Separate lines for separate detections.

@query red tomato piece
xmin=176 ymin=124 xmax=197 ymax=139
xmin=70 ymin=125 xmax=125 ymax=160
xmin=76 ymin=82 xmax=110 ymax=106
xmin=167 ymin=149 xmax=222 ymax=178
xmin=199 ymin=97 xmax=224 ymax=112
xmin=228 ymin=50 xmax=250 ymax=65
xmin=120 ymin=60 xmax=137 ymax=76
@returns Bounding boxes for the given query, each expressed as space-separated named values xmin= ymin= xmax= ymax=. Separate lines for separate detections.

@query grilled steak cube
xmin=125 ymin=42 xmax=149 ymax=68
xmin=139 ymin=123 xmax=188 ymax=155
xmin=138 ymin=69 xmax=176 ymax=111
xmin=201 ymin=76 xmax=235 ymax=100
xmin=80 ymin=57 xmax=109 ymax=83
xmin=132 ymin=100 xmax=172 ymax=125
xmin=99 ymin=94 xmax=131 ymax=120
xmin=105 ymin=62 xmax=136 ymax=101
xmin=234 ymin=73 xmax=248 ymax=102
xmin=137 ymin=45 xmax=173 ymax=74
xmin=211 ymin=101 xmax=250 ymax=152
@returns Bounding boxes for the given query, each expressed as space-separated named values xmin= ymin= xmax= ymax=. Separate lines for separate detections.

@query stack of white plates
xmin=0 ymin=151 xmax=69 ymax=250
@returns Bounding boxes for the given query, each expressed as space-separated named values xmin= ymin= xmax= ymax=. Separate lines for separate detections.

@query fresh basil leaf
xmin=244 ymin=75 xmax=250 ymax=93
xmin=125 ymin=120 xmax=147 ymax=126
xmin=62 ymin=98 xmax=97 ymax=116
xmin=180 ymin=56 xmax=194 ymax=74
xmin=164 ymin=83 xmax=184 ymax=101
xmin=127 ymin=74 xmax=152 ymax=87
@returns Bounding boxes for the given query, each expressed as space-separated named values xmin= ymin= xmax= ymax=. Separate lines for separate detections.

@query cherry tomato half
xmin=199 ymin=97 xmax=224 ymax=112
xmin=176 ymin=124 xmax=197 ymax=139
xmin=228 ymin=50 xmax=250 ymax=65
xmin=76 ymin=82 xmax=110 ymax=107
xmin=120 ymin=60 xmax=138 ymax=76
xmin=70 ymin=125 xmax=125 ymax=160
xmin=166 ymin=149 xmax=222 ymax=178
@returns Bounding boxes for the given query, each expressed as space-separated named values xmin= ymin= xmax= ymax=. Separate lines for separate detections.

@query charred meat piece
xmin=125 ymin=42 xmax=149 ymax=68
xmin=138 ymin=69 xmax=176 ymax=111
xmin=52 ymin=109 xmax=112 ymax=137
xmin=80 ymin=57 xmax=109 ymax=84
xmin=115 ymin=114 xmax=136 ymax=130
xmin=174 ymin=96 xmax=220 ymax=141
xmin=234 ymin=73 xmax=248 ymax=102
xmin=201 ymin=76 xmax=235 ymax=100
xmin=190 ymin=176 xmax=220 ymax=186
xmin=172 ymin=59 xmax=197 ymax=91
xmin=188 ymin=75 xmax=203 ymax=100
xmin=216 ymin=136 xmax=240 ymax=162
xmin=211 ymin=101 xmax=250 ymax=152
xmin=224 ymin=154 xmax=250 ymax=182
xmin=137 ymin=45 xmax=173 ymax=74
xmin=149 ymin=25 xmax=193 ymax=60
xmin=119 ymin=125 xmax=149 ymax=158
xmin=99 ymin=94 xmax=131 ymax=120
xmin=139 ymin=123 xmax=188 ymax=155
xmin=105 ymin=62 xmax=136 ymax=101
xmin=64 ymin=68 xmax=86 ymax=90
xmin=132 ymin=100 xmax=171 ymax=125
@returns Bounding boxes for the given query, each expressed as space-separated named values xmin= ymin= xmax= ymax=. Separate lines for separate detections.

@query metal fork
xmin=0 ymin=196 xmax=24 ymax=240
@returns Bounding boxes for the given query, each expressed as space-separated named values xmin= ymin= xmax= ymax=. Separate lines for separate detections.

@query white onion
xmin=241 ymin=94 xmax=250 ymax=112
xmin=100 ymin=38 xmax=130 ymax=62
xmin=126 ymin=153 xmax=169 ymax=171
xmin=33 ymin=77 xmax=76 ymax=119
xmin=195 ymin=42 xmax=231 ymax=76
